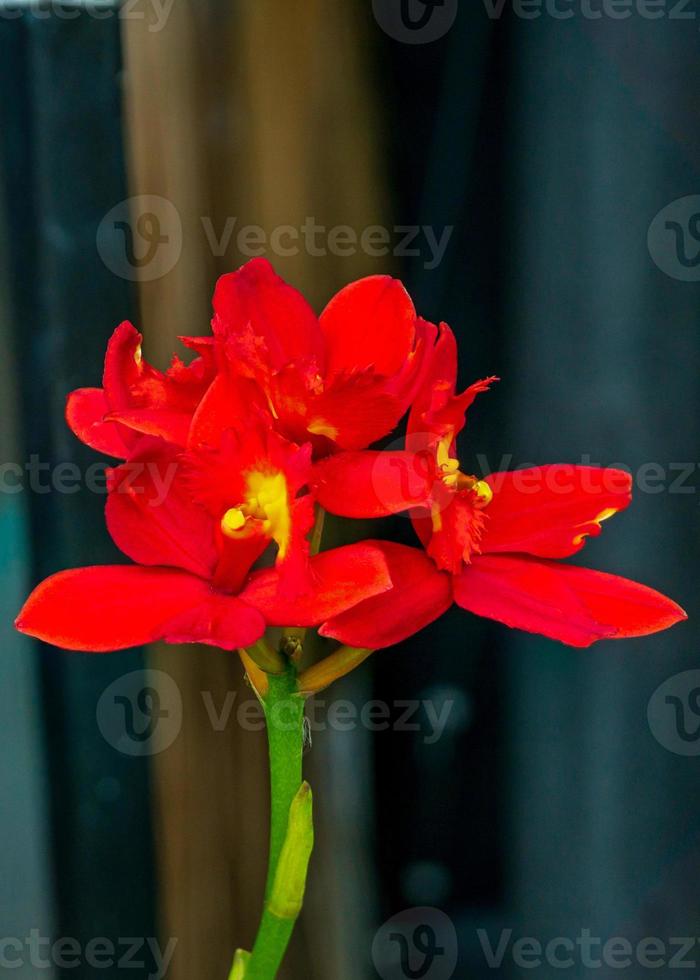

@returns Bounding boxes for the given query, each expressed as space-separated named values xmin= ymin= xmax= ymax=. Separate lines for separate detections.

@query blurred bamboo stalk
xmin=122 ymin=1 xmax=388 ymax=977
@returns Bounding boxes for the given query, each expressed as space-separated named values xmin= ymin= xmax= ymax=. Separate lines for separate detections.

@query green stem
xmin=244 ymin=663 xmax=308 ymax=980
xmin=262 ymin=665 xmax=305 ymax=897
xmin=245 ymin=912 xmax=295 ymax=980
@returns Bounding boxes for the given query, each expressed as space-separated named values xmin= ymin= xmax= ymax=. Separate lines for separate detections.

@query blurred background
xmin=1 ymin=1 xmax=699 ymax=978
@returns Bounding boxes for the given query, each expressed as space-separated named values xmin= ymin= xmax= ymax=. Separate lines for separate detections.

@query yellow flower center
xmin=435 ymin=436 xmax=493 ymax=508
xmin=221 ymin=470 xmax=291 ymax=557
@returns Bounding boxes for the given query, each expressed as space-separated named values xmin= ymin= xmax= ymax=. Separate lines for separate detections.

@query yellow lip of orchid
xmin=221 ymin=469 xmax=291 ymax=557
xmin=435 ymin=435 xmax=493 ymax=508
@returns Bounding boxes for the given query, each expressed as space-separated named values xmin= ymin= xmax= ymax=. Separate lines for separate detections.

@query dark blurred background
xmin=1 ymin=2 xmax=699 ymax=978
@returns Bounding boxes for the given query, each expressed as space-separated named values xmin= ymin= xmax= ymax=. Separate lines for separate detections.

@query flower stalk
xmin=241 ymin=660 xmax=311 ymax=979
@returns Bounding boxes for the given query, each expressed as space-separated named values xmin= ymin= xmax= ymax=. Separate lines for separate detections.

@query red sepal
xmin=312 ymin=450 xmax=433 ymax=517
xmin=65 ymin=388 xmax=131 ymax=458
xmin=319 ymin=275 xmax=416 ymax=380
xmin=481 ymin=466 xmax=633 ymax=558
xmin=15 ymin=565 xmax=266 ymax=652
xmin=239 ymin=541 xmax=393 ymax=626
xmin=106 ymin=442 xmax=218 ymax=580
xmin=320 ymin=542 xmax=452 ymax=649
xmin=212 ymin=257 xmax=322 ymax=370
xmin=453 ymin=555 xmax=687 ymax=648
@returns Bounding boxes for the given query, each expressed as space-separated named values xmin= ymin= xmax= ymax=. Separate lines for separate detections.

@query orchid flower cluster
xmin=15 ymin=259 xmax=686 ymax=979
xmin=17 ymin=258 xmax=685 ymax=655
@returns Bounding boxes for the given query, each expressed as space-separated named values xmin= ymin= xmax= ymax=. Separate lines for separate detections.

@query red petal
xmin=15 ymin=565 xmax=265 ymax=652
xmin=320 ymin=542 xmax=452 ymax=649
xmin=102 ymin=321 xmax=144 ymax=411
xmin=102 ymin=322 xmax=214 ymax=441
xmin=187 ymin=371 xmax=266 ymax=450
xmin=408 ymin=321 xmax=497 ymax=448
xmin=273 ymin=367 xmax=409 ymax=452
xmin=212 ymin=258 xmax=322 ymax=369
xmin=239 ymin=541 xmax=393 ymax=626
xmin=312 ymin=450 xmax=433 ymax=517
xmin=65 ymin=387 xmax=131 ymax=458
xmin=412 ymin=320 xmax=459 ymax=407
xmin=164 ymin=592 xmax=267 ymax=650
xmin=320 ymin=275 xmax=416 ymax=380
xmin=105 ymin=408 xmax=192 ymax=447
xmin=106 ymin=443 xmax=218 ymax=579
xmin=453 ymin=555 xmax=687 ymax=648
xmin=213 ymin=531 xmax=269 ymax=595
xmin=482 ymin=466 xmax=633 ymax=558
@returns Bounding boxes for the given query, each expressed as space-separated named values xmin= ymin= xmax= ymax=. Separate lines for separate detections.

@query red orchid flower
xmin=17 ymin=263 xmax=686 ymax=657
xmin=313 ymin=324 xmax=687 ymax=649
xmin=16 ymin=431 xmax=392 ymax=653
xmin=16 ymin=328 xmax=393 ymax=653
xmin=66 ymin=320 xmax=216 ymax=456
xmin=66 ymin=259 xmax=434 ymax=462
xmin=210 ymin=257 xmax=434 ymax=456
